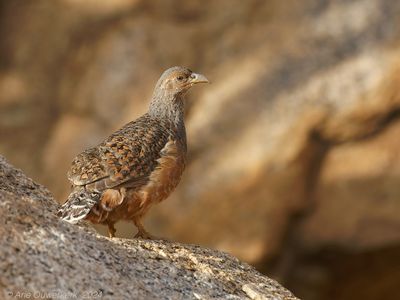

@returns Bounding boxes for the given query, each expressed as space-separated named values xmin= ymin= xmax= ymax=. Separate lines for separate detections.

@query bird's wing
xmin=67 ymin=116 xmax=171 ymax=192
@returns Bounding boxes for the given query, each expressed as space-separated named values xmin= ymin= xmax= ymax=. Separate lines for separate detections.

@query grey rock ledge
xmin=0 ymin=155 xmax=298 ymax=300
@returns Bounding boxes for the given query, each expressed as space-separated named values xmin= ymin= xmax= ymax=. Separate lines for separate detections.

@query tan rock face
xmin=1 ymin=0 xmax=400 ymax=299
xmin=300 ymin=119 xmax=400 ymax=250
xmin=0 ymin=156 xmax=298 ymax=300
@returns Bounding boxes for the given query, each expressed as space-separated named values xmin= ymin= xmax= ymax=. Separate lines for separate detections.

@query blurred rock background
xmin=1 ymin=0 xmax=400 ymax=299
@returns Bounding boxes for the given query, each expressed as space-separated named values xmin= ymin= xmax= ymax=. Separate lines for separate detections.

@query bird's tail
xmin=58 ymin=189 xmax=101 ymax=224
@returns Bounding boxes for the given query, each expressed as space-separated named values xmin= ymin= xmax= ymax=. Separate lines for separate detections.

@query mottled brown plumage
xmin=58 ymin=66 xmax=209 ymax=238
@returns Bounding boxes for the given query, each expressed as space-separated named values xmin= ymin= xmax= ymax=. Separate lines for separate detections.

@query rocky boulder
xmin=0 ymin=156 xmax=297 ymax=300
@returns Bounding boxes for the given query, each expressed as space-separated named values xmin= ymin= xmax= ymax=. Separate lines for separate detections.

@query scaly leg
xmin=133 ymin=218 xmax=153 ymax=239
xmin=107 ymin=222 xmax=116 ymax=238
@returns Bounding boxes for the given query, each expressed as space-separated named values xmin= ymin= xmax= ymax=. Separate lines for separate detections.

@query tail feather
xmin=58 ymin=189 xmax=101 ymax=224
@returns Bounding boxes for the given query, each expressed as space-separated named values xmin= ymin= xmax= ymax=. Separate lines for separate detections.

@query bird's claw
xmin=134 ymin=230 xmax=153 ymax=240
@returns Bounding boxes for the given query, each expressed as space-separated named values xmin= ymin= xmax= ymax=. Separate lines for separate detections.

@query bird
xmin=58 ymin=66 xmax=209 ymax=239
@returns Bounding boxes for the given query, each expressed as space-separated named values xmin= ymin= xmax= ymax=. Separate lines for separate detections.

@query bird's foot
xmin=134 ymin=230 xmax=154 ymax=240
xmin=134 ymin=231 xmax=169 ymax=241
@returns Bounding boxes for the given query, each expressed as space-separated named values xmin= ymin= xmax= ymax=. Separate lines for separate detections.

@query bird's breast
xmin=141 ymin=137 xmax=186 ymax=203
xmin=114 ymin=136 xmax=186 ymax=221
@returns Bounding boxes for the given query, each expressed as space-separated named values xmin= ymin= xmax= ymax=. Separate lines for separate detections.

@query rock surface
xmin=0 ymin=156 xmax=297 ymax=300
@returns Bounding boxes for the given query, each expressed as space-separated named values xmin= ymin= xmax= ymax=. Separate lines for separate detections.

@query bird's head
xmin=155 ymin=66 xmax=209 ymax=97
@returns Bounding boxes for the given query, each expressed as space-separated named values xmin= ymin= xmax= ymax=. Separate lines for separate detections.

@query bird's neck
xmin=148 ymin=92 xmax=186 ymax=129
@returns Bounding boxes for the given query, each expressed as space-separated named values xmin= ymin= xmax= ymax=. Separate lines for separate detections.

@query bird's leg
xmin=133 ymin=218 xmax=152 ymax=239
xmin=107 ymin=222 xmax=116 ymax=238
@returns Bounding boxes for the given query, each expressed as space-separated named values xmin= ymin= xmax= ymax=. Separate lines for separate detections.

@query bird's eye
xmin=177 ymin=75 xmax=185 ymax=81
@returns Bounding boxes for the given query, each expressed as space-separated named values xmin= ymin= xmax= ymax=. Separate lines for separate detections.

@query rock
xmin=299 ymin=118 xmax=400 ymax=250
xmin=0 ymin=156 xmax=297 ymax=300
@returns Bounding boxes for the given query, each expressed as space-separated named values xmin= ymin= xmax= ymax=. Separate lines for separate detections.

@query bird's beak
xmin=189 ymin=73 xmax=209 ymax=84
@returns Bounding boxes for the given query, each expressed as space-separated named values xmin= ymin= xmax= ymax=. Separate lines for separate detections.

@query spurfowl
xmin=58 ymin=66 xmax=209 ymax=238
